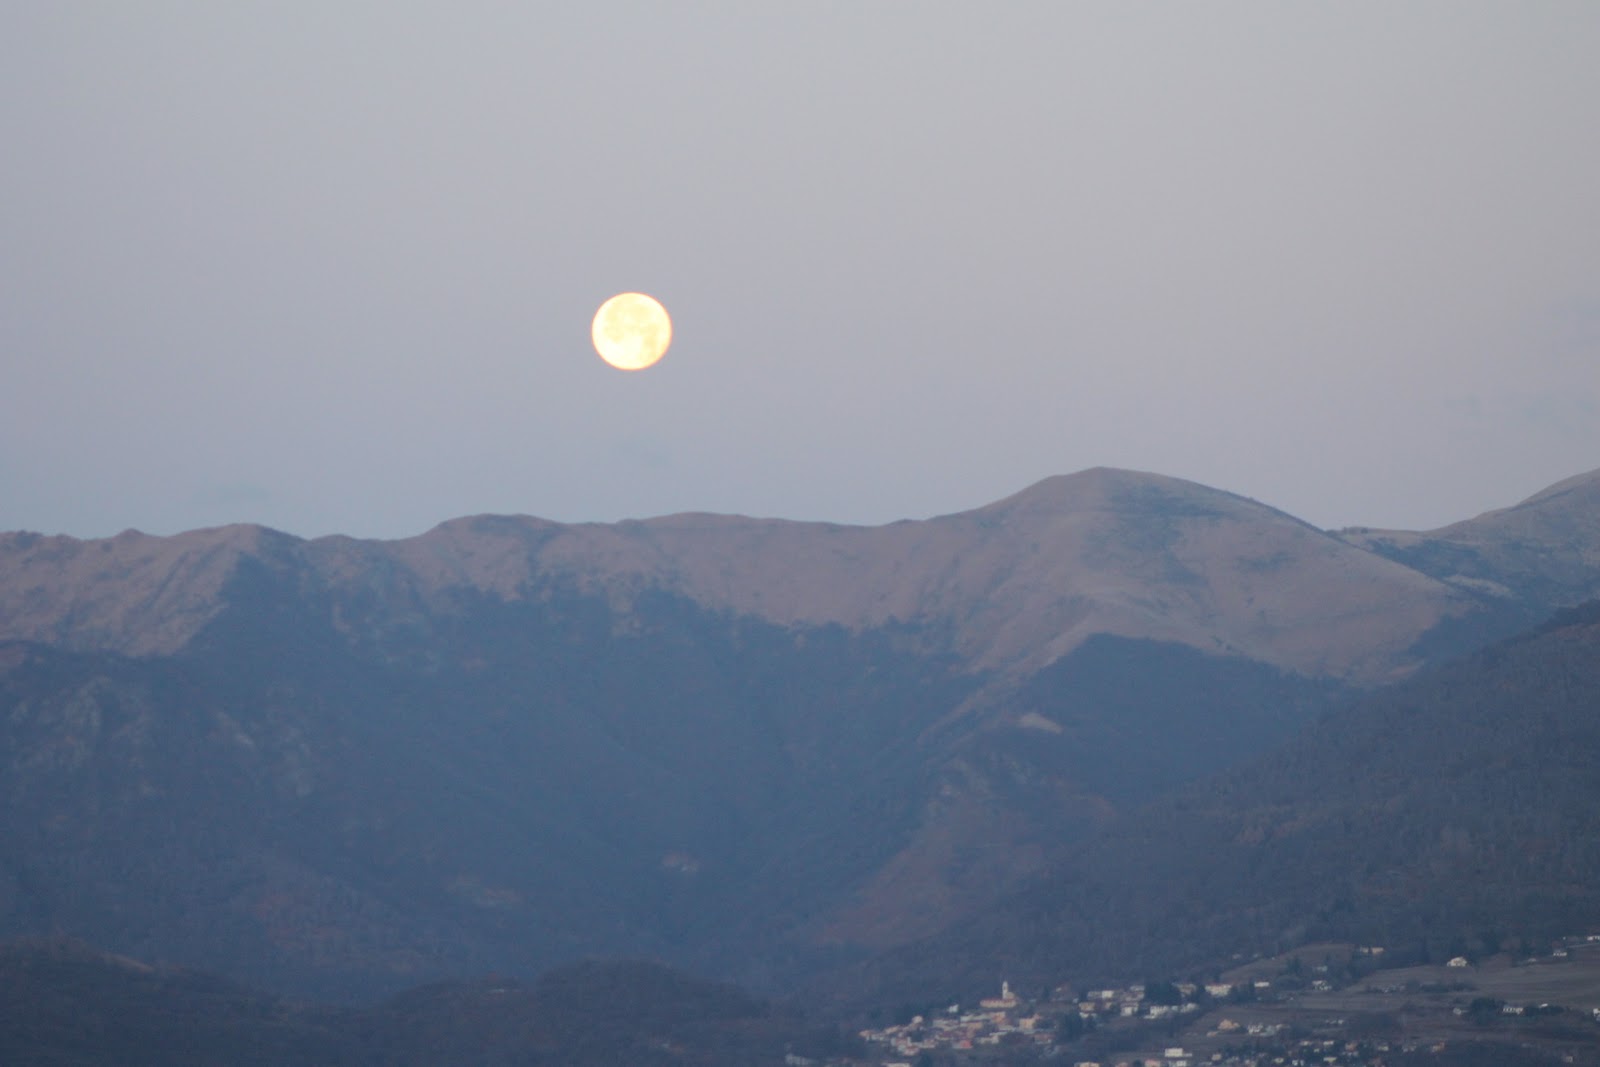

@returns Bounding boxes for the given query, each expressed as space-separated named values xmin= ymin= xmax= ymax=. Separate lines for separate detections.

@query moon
xmin=592 ymin=292 xmax=672 ymax=371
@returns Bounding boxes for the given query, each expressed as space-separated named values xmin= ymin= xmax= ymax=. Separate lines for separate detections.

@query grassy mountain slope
xmin=1339 ymin=467 xmax=1600 ymax=614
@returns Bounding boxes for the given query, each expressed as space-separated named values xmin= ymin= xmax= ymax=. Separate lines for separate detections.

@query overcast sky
xmin=4 ymin=3 xmax=1597 ymax=540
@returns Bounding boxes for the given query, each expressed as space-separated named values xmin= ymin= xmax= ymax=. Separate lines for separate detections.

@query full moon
xmin=592 ymin=292 xmax=672 ymax=371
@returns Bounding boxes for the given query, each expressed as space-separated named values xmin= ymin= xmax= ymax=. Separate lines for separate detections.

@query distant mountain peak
xmin=979 ymin=467 xmax=1217 ymax=512
xmin=974 ymin=467 xmax=1321 ymax=535
xmin=1503 ymin=465 xmax=1600 ymax=511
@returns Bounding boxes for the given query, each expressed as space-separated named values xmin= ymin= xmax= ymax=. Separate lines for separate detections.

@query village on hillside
xmin=841 ymin=935 xmax=1600 ymax=1067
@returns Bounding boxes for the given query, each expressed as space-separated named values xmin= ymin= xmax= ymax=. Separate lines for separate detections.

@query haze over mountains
xmin=2 ymin=466 xmax=1598 ymax=1002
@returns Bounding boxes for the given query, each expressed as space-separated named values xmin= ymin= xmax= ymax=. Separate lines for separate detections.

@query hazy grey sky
xmin=4 ymin=3 xmax=1598 ymax=539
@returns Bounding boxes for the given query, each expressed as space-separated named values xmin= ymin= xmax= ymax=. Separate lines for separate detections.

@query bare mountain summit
xmin=1337 ymin=465 xmax=1600 ymax=610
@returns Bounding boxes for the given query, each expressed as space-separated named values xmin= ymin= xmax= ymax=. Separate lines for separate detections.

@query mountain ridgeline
xmin=1 ymin=465 xmax=1599 ymax=1003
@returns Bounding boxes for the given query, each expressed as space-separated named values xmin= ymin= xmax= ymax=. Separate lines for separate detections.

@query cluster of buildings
xmin=854 ymin=935 xmax=1600 ymax=1066
xmin=860 ymin=1030 xmax=1509 ymax=1067
xmin=859 ymin=977 xmax=1253 ymax=1061
xmin=1181 ymin=1037 xmax=1413 ymax=1067
xmin=1072 ymin=979 xmax=1258 ymax=1021
xmin=858 ymin=982 xmax=1054 ymax=1059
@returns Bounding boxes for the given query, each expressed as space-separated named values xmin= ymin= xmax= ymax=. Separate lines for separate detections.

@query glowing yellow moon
xmin=592 ymin=292 xmax=672 ymax=371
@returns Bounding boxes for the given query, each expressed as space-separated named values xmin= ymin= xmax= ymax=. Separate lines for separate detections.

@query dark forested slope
xmin=0 ymin=939 xmax=849 ymax=1067
xmin=843 ymin=601 xmax=1600 ymax=1005
xmin=0 ymin=577 xmax=973 ymax=999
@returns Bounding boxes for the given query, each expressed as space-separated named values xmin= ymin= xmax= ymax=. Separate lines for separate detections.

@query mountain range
xmin=833 ymin=597 xmax=1600 ymax=1008
xmin=5 ymin=465 xmax=1556 ymax=681
xmin=2 ymin=465 xmax=1598 ymax=1001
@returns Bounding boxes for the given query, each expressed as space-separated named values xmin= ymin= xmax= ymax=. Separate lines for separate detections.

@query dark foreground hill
xmin=0 ymin=938 xmax=852 ymax=1067
xmin=839 ymin=600 xmax=1600 ymax=1007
